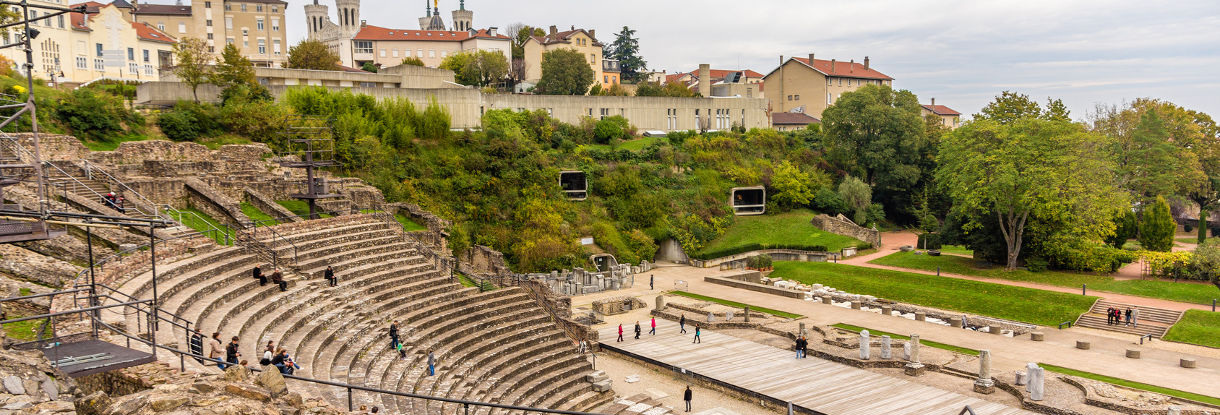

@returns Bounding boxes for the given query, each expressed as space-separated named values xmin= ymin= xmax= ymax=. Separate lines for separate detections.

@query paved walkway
xmin=587 ymin=264 xmax=1220 ymax=398
xmin=841 ymin=231 xmax=1215 ymax=312
xmin=599 ymin=320 xmax=1034 ymax=415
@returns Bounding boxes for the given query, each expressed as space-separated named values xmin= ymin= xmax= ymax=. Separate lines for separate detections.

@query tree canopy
xmin=606 ymin=26 xmax=646 ymax=83
xmin=535 ymin=49 xmax=594 ymax=95
xmin=286 ymin=40 xmax=339 ymax=71
xmin=171 ymin=37 xmax=212 ymax=103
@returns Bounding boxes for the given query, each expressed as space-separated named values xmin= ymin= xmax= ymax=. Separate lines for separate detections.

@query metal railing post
xmin=347 ymin=387 xmax=353 ymax=411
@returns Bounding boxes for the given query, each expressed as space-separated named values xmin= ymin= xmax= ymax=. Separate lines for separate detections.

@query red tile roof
xmin=69 ymin=2 xmax=106 ymax=31
xmin=353 ymin=25 xmax=510 ymax=41
xmin=132 ymin=21 xmax=176 ymax=43
xmin=788 ymin=57 xmax=893 ymax=80
xmin=772 ymin=112 xmax=820 ymax=125
xmin=531 ymin=29 xmax=603 ymax=47
xmin=666 ymin=69 xmax=763 ymax=86
xmin=922 ymin=104 xmax=960 ymax=116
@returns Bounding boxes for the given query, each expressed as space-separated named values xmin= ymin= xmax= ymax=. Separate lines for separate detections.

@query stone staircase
xmin=1074 ymin=299 xmax=1183 ymax=338
xmin=603 ymin=393 xmax=677 ymax=415
xmin=106 ymin=213 xmax=612 ymax=413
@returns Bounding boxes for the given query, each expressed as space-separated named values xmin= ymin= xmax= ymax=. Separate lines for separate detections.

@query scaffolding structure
xmin=277 ymin=115 xmax=340 ymax=219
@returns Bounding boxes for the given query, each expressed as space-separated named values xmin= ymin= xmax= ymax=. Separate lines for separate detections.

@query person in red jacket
xmin=617 ymin=323 xmax=624 ymax=342
xmin=649 ymin=317 xmax=656 ymax=335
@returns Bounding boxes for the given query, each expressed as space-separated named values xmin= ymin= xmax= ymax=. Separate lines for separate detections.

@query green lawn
xmin=1164 ymin=310 xmax=1220 ymax=348
xmin=1176 ymin=237 xmax=1208 ymax=244
xmin=456 ymin=273 xmax=496 ymax=291
xmin=276 ymin=200 xmax=332 ymax=219
xmin=176 ymin=207 xmax=232 ymax=245
xmin=1040 ymin=363 xmax=1220 ymax=406
xmin=770 ymin=262 xmax=1096 ymax=326
xmin=939 ymin=245 xmax=973 ymax=256
xmin=832 ymin=323 xmax=979 ymax=356
xmin=240 ymin=202 xmax=279 ymax=225
xmin=394 ymin=213 xmax=427 ymax=232
xmin=669 ymin=290 xmax=803 ymax=319
xmin=696 ymin=210 xmax=864 ymax=259
xmin=869 ymin=251 xmax=1220 ymax=305
xmin=81 ymin=134 xmax=149 ymax=151
xmin=1 ymin=316 xmax=52 ymax=341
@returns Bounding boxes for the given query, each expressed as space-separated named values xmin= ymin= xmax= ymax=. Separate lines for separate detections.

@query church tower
xmin=419 ymin=0 xmax=446 ymax=30
xmin=335 ymin=0 xmax=361 ymax=36
xmin=451 ymin=0 xmax=473 ymax=32
xmin=303 ymin=0 xmax=329 ymax=40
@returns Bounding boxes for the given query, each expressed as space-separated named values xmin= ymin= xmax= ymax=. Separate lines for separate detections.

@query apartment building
xmin=522 ymin=26 xmax=603 ymax=91
xmin=348 ymin=25 xmax=509 ymax=69
xmin=131 ymin=0 xmax=286 ymax=66
xmin=922 ymin=98 xmax=961 ymax=129
xmin=763 ymin=53 xmax=893 ymax=118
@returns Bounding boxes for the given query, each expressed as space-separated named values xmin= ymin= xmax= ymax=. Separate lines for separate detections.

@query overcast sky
xmin=273 ymin=0 xmax=1220 ymax=119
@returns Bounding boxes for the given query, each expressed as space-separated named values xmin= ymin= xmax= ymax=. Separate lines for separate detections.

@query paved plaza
xmin=599 ymin=320 xmax=1034 ymax=415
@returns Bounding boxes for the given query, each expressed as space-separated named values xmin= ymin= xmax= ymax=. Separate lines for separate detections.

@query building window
xmin=95 ymin=43 xmax=102 ymax=57
xmin=225 ymin=17 xmax=232 ymax=29
xmin=256 ymin=4 xmax=262 ymax=12
xmin=827 ymin=77 xmax=832 ymax=86
xmin=128 ymin=62 xmax=138 ymax=74
xmin=604 ymin=75 xmax=608 ymax=83
xmin=379 ymin=49 xmax=386 ymax=57
xmin=354 ymin=41 xmax=373 ymax=54
xmin=208 ymin=46 xmax=214 ymax=53
xmin=272 ymin=18 xmax=279 ymax=31
xmin=786 ymin=95 xmax=792 ymax=101
xmin=240 ymin=4 xmax=246 ymax=12
xmin=157 ymin=23 xmax=164 ymax=31
xmin=794 ymin=94 xmax=800 ymax=100
xmin=590 ymin=54 xmax=595 ymax=64
xmin=226 ymin=37 xmax=234 ymax=45
xmin=242 ymin=29 xmax=248 ymax=37
xmin=827 ymin=93 xmax=831 ymax=104
xmin=207 ymin=33 xmax=213 ymax=40
xmin=441 ymin=51 xmax=447 ymax=58
xmin=256 ymin=19 xmax=264 ymax=31
xmin=224 ymin=4 xmax=230 ymax=11
xmin=143 ymin=49 xmax=149 ymax=62
xmin=404 ymin=49 xmax=411 ymax=57
xmin=273 ymin=39 xmax=281 ymax=55
xmin=257 ymin=39 xmax=265 ymax=54
xmin=428 ymin=50 xmax=435 ymax=58
xmin=178 ymin=23 xmax=186 ymax=33
xmin=145 ymin=65 xmax=154 ymax=76
xmin=75 ymin=56 xmax=86 ymax=69
xmin=204 ymin=1 xmax=211 ymax=7
xmin=93 ymin=58 xmax=103 ymax=70
xmin=392 ymin=49 xmax=398 ymax=57
xmin=127 ymin=47 xmax=133 ymax=60
xmin=206 ymin=19 xmax=212 ymax=26
xmin=57 ymin=15 xmax=63 ymax=28
xmin=599 ymin=108 xmax=609 ymax=120
xmin=272 ymin=6 xmax=278 ymax=13
xmin=838 ymin=78 xmax=842 ymax=86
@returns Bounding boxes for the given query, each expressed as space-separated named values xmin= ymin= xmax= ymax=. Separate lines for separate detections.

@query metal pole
xmin=937 ymin=266 xmax=940 ymax=276
xmin=347 ymin=387 xmax=353 ymax=411
xmin=464 ymin=403 xmax=469 ymax=415
xmin=1082 ymin=284 xmax=1086 ymax=296
xmin=150 ymin=224 xmax=159 ymax=333
xmin=21 ymin=0 xmax=49 ymax=217
xmin=86 ymin=221 xmax=98 ymax=338
xmin=1213 ymin=299 xmax=1216 ymax=312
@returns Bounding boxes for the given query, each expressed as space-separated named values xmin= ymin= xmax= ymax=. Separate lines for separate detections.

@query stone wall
xmin=704 ymin=274 xmax=804 ymax=299
xmin=459 ymin=245 xmax=512 ymax=279
xmin=183 ymin=178 xmax=251 ymax=227
xmin=243 ymin=188 xmax=301 ymax=222
xmin=7 ymin=133 xmax=90 ymax=161
xmin=692 ymin=248 xmax=833 ymax=268
xmin=811 ymin=213 xmax=880 ymax=248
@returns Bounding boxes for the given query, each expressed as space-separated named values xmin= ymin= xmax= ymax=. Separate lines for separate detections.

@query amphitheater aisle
xmin=583 ymin=264 xmax=1220 ymax=399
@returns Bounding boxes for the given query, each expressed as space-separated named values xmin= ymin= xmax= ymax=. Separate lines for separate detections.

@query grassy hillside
xmin=695 ymin=210 xmax=865 ymax=259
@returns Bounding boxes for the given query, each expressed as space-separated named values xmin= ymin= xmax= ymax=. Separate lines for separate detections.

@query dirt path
xmin=841 ymin=231 xmax=1215 ymax=312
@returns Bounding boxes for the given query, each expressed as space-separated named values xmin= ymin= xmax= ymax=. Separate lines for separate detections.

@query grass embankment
xmin=176 ymin=207 xmax=232 ymax=244
xmin=831 ymin=323 xmax=978 ymax=356
xmin=276 ymin=200 xmax=332 ymax=219
xmin=869 ymin=251 xmax=1220 ymax=305
xmin=394 ymin=213 xmax=427 ymax=231
xmin=1163 ymin=310 xmax=1220 ymax=348
xmin=770 ymin=262 xmax=1096 ymax=326
xmin=1 ymin=316 xmax=52 ymax=341
xmin=1039 ymin=363 xmax=1220 ymax=406
xmin=669 ymin=290 xmax=803 ymax=319
xmin=696 ymin=209 xmax=864 ymax=259
xmin=81 ymin=134 xmax=149 ymax=151
xmin=938 ymin=244 xmax=973 ymax=256
xmin=240 ymin=202 xmax=279 ymax=225
xmin=456 ymin=273 xmax=496 ymax=291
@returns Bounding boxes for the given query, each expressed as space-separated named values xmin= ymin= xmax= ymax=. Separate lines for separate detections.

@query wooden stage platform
xmin=598 ymin=320 xmax=1033 ymax=415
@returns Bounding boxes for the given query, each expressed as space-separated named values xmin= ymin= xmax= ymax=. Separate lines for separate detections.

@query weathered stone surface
xmin=224 ymin=366 xmax=251 ymax=382
xmin=1126 ymin=349 xmax=1141 ymax=359
xmin=3 ymin=375 xmax=25 ymax=395
xmin=148 ymin=394 xmax=190 ymax=411
xmin=255 ymin=368 xmax=287 ymax=398
xmin=75 ymin=391 xmax=111 ymax=414
xmin=224 ymin=384 xmax=271 ymax=402
xmin=1030 ymin=332 xmax=1044 ymax=341
xmin=1180 ymin=358 xmax=1196 ymax=368
xmin=1076 ymin=340 xmax=1091 ymax=350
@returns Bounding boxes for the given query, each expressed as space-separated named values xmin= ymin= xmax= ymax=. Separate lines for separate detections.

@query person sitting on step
xmin=253 ymin=265 xmax=265 ymax=286
xmin=270 ymin=269 xmax=287 ymax=292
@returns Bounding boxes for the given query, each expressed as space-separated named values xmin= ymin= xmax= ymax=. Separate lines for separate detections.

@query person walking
xmin=324 ymin=265 xmax=337 ymax=287
xmin=649 ymin=317 xmax=656 ymax=335
xmin=800 ymin=336 xmax=808 ymax=359
xmin=209 ymin=332 xmax=224 ymax=368
xmin=617 ymin=324 xmax=624 ymax=342
xmin=794 ymin=336 xmax=805 ymax=359
xmin=1125 ymin=307 xmax=1132 ymax=326
xmin=186 ymin=329 xmax=203 ymax=363
xmin=389 ymin=321 xmax=400 ymax=350
xmin=683 ymin=385 xmax=692 ymax=412
xmin=427 ymin=350 xmax=436 ymax=376
xmin=650 ymin=274 xmax=654 ymax=290
xmin=1105 ymin=307 xmax=1112 ymax=325
xmin=225 ymin=336 xmax=241 ymax=369
xmin=692 ymin=325 xmax=701 ymax=344
xmin=634 ymin=321 xmax=641 ymax=340
xmin=679 ymin=314 xmax=687 ymax=334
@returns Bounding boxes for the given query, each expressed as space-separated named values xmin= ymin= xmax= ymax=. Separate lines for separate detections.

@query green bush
xmin=1044 ymin=241 xmax=1131 ymax=273
xmin=593 ymin=115 xmax=631 ymax=144
xmin=53 ymin=89 xmax=142 ymax=141
xmin=1138 ymin=196 xmax=1175 ymax=252
xmin=856 ymin=242 xmax=874 ymax=250
xmin=157 ymin=109 xmax=201 ymax=141
xmin=917 ymin=233 xmax=942 ymax=250
xmin=812 ymin=188 xmax=849 ymax=216
xmin=1105 ymin=210 xmax=1138 ymax=248
xmin=746 ymin=254 xmax=773 ymax=269
xmin=1026 ymin=257 xmax=1048 ymax=272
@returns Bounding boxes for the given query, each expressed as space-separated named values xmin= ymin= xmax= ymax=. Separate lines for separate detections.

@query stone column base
xmin=903 ymin=363 xmax=925 ymax=376
xmin=973 ymin=379 xmax=995 ymax=394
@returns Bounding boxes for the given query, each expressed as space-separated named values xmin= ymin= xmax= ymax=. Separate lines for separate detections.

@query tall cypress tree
xmin=606 ymin=26 xmax=646 ymax=83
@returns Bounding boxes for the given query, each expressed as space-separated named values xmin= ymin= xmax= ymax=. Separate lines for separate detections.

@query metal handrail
xmin=40 ymin=160 xmax=158 ymax=219
xmin=162 ymin=205 xmax=231 ymax=245
xmin=79 ymin=159 xmax=162 ymax=220
xmin=959 ymin=406 xmax=977 ymax=415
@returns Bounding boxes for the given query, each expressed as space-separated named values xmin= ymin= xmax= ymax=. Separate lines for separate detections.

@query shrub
xmin=156 ymin=109 xmax=201 ymax=141
xmin=855 ymin=242 xmax=875 ymax=250
xmin=593 ymin=115 xmax=631 ymax=144
xmin=419 ymin=97 xmax=451 ymax=140
xmin=1105 ymin=210 xmax=1138 ymax=248
xmin=746 ymin=254 xmax=773 ymax=269
xmin=54 ymin=89 xmax=142 ymax=141
xmin=1025 ymin=257 xmax=1049 ymax=272
xmin=1138 ymin=196 xmax=1175 ymax=252
xmin=1045 ymin=241 xmax=1132 ymax=273
xmin=812 ymin=188 xmax=849 ymax=216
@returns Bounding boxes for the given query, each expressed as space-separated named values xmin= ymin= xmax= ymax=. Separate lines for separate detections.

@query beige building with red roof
xmin=763 ymin=53 xmax=893 ymax=118
xmin=522 ymin=25 xmax=604 ymax=92
xmin=0 ymin=0 xmax=177 ymax=84
xmin=921 ymin=98 xmax=962 ymax=129
xmin=125 ymin=0 xmax=287 ymax=66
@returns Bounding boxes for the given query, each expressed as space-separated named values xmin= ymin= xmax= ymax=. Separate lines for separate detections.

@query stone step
xmin=1089 ymin=300 xmax=1182 ymax=325
xmin=1075 ymin=315 xmax=1168 ymax=337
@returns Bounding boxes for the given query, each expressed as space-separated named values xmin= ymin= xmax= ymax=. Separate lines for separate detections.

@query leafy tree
xmin=211 ymin=43 xmax=269 ymax=104
xmin=286 ymin=40 xmax=339 ymax=71
xmin=361 ymin=62 xmax=379 ymax=73
xmin=1189 ymin=239 xmax=1220 ymax=292
xmin=400 ymin=57 xmax=424 ymax=66
xmin=1125 ymin=109 xmax=1204 ymax=202
xmin=976 ymin=91 xmax=1042 ymax=124
xmin=536 ymin=49 xmax=593 ymax=95
xmin=1105 ymin=210 xmax=1138 ymax=248
xmin=171 ymin=37 xmax=212 ymax=103
xmin=837 ymin=176 xmax=872 ymax=225
xmin=603 ymin=83 xmax=630 ymax=96
xmin=769 ymin=161 xmax=820 ymax=211
xmin=439 ymin=52 xmax=474 ymax=84
xmin=462 ymin=50 xmax=508 ymax=87
xmin=1138 ymin=196 xmax=1175 ymax=252
xmin=937 ymin=118 xmax=1126 ymax=270
xmin=1044 ymin=98 xmax=1071 ymax=122
xmin=508 ymin=24 xmax=544 ymax=59
xmin=634 ymin=81 xmax=662 ymax=97
xmin=606 ymin=26 xmax=646 ymax=83
xmin=820 ymin=84 xmax=931 ymax=222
